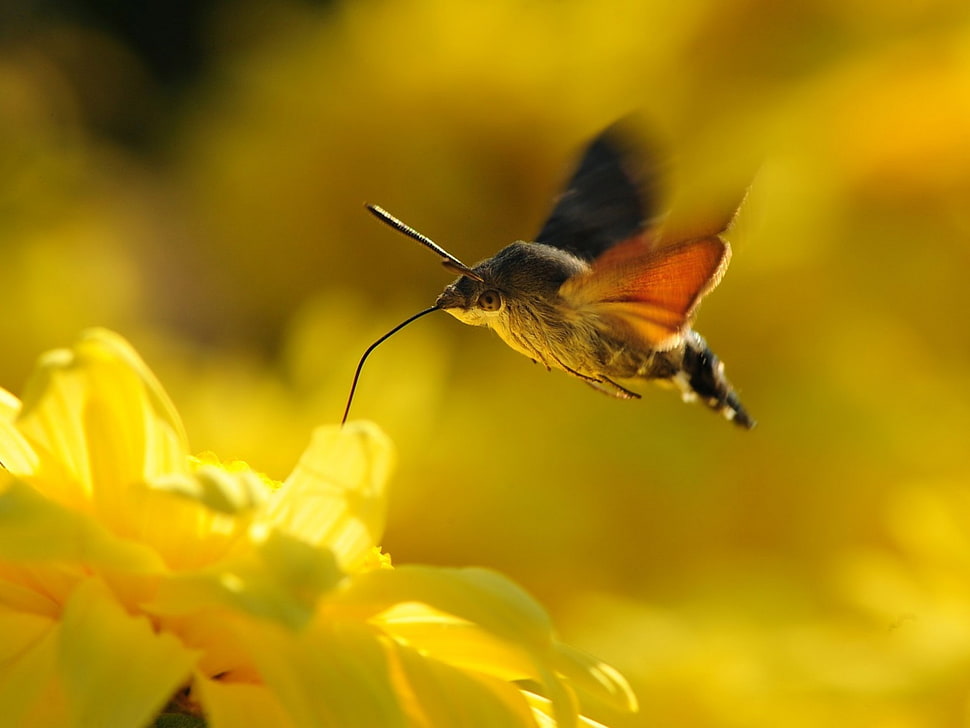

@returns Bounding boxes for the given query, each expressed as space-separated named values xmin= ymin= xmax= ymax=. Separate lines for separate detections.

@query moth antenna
xmin=341 ymin=306 xmax=440 ymax=425
xmin=365 ymin=204 xmax=484 ymax=282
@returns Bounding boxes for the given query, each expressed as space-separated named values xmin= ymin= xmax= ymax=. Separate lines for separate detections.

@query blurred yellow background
xmin=3 ymin=0 xmax=970 ymax=724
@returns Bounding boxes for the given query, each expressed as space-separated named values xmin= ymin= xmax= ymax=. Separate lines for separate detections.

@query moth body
xmin=435 ymin=239 xmax=753 ymax=427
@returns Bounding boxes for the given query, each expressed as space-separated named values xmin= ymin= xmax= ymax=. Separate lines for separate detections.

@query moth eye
xmin=477 ymin=289 xmax=503 ymax=312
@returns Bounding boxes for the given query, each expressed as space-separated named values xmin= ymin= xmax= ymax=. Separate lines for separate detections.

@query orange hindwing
xmin=559 ymin=233 xmax=731 ymax=349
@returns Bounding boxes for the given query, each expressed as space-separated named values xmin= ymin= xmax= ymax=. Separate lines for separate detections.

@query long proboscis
xmin=341 ymin=306 xmax=440 ymax=425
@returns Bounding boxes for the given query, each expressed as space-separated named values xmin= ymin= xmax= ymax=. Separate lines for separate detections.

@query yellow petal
xmin=0 ymin=611 xmax=65 ymax=727
xmin=59 ymin=579 xmax=197 ymax=728
xmin=0 ymin=387 xmax=20 ymax=420
xmin=533 ymin=661 xmax=578 ymax=728
xmin=154 ymin=611 xmax=254 ymax=681
xmin=165 ymin=464 xmax=270 ymax=515
xmin=524 ymin=692 xmax=612 ymax=728
xmin=78 ymin=329 xmax=189 ymax=471
xmin=0 ymin=567 xmax=63 ymax=617
xmin=0 ymin=388 xmax=39 ymax=475
xmin=0 ymin=478 xmax=164 ymax=572
xmin=15 ymin=329 xmax=188 ymax=517
xmin=379 ymin=610 xmax=635 ymax=713
xmin=268 ymin=422 xmax=393 ymax=571
xmin=237 ymin=620 xmax=408 ymax=726
xmin=335 ymin=566 xmax=554 ymax=650
xmin=388 ymin=639 xmax=539 ymax=727
xmin=194 ymin=674 xmax=294 ymax=728
xmin=376 ymin=604 xmax=536 ymax=681
xmin=333 ymin=566 xmax=587 ymax=724
xmin=125 ymin=467 xmax=268 ymax=571
xmin=553 ymin=643 xmax=638 ymax=714
xmin=150 ymin=531 xmax=342 ymax=630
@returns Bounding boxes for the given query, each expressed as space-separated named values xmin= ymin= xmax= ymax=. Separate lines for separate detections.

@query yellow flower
xmin=0 ymin=329 xmax=635 ymax=727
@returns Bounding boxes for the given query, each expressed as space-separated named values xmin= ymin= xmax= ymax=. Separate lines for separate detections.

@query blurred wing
xmin=534 ymin=123 xmax=662 ymax=261
xmin=560 ymin=234 xmax=730 ymax=349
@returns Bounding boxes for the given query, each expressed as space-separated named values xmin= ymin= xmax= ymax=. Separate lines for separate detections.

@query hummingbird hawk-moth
xmin=342 ymin=123 xmax=754 ymax=428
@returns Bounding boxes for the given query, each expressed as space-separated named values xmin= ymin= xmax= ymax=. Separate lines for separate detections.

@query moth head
xmin=434 ymin=274 xmax=503 ymax=326
xmin=435 ymin=242 xmax=586 ymax=327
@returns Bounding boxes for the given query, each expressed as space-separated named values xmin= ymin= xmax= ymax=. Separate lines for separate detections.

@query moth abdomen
xmin=679 ymin=331 xmax=755 ymax=429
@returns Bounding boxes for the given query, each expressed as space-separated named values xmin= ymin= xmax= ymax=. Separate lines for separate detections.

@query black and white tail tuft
xmin=677 ymin=331 xmax=755 ymax=429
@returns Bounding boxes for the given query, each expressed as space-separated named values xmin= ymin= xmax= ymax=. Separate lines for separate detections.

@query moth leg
xmin=548 ymin=353 xmax=641 ymax=400
xmin=583 ymin=378 xmax=641 ymax=399
xmin=598 ymin=375 xmax=641 ymax=399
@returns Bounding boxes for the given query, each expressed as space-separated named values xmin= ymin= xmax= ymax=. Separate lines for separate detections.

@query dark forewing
xmin=534 ymin=123 xmax=660 ymax=261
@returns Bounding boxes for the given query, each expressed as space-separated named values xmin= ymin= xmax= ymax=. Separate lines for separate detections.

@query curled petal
xmin=553 ymin=643 xmax=638 ymax=714
xmin=375 ymin=605 xmax=536 ymax=681
xmin=268 ymin=422 xmax=393 ymax=571
xmin=335 ymin=566 xmax=554 ymax=649
xmin=387 ymin=639 xmax=539 ymax=726
xmin=15 ymin=329 xmax=189 ymax=515
xmin=331 ymin=566 xmax=592 ymax=724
